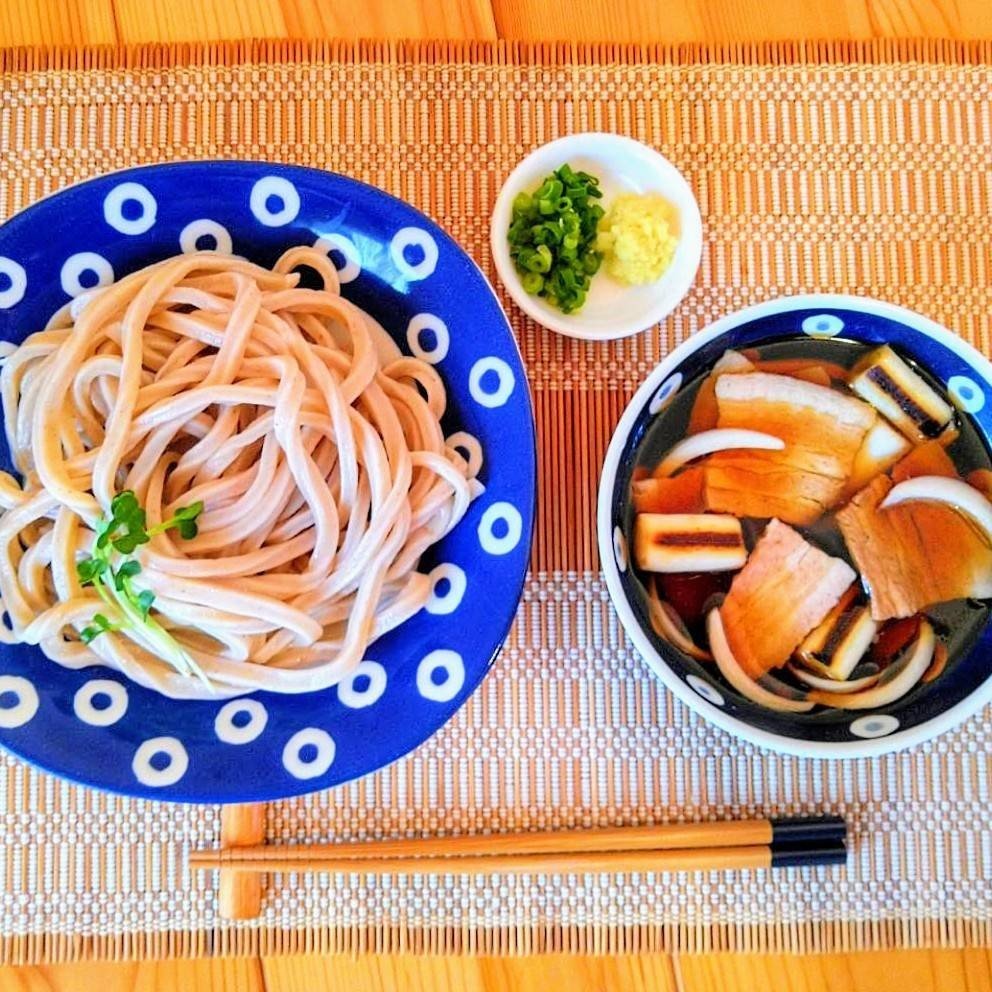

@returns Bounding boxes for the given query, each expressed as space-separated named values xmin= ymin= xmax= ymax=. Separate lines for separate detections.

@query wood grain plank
xmin=112 ymin=0 xmax=285 ymax=43
xmin=0 ymin=957 xmax=265 ymax=992
xmin=492 ymin=0 xmax=992 ymax=42
xmin=261 ymin=953 xmax=679 ymax=991
xmin=676 ymin=948 xmax=992 ymax=992
xmin=0 ymin=0 xmax=117 ymax=46
xmin=278 ymin=0 xmax=497 ymax=40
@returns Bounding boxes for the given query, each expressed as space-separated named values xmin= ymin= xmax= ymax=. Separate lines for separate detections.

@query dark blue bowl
xmin=0 ymin=162 xmax=536 ymax=800
xmin=598 ymin=296 xmax=992 ymax=757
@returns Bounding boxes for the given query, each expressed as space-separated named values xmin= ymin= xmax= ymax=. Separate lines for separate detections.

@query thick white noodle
xmin=0 ymin=249 xmax=483 ymax=699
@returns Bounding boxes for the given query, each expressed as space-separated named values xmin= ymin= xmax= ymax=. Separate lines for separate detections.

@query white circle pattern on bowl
xmin=314 ymin=234 xmax=361 ymax=283
xmin=180 ymin=218 xmax=234 ymax=255
xmin=73 ymin=680 xmax=128 ymax=727
xmin=249 ymin=176 xmax=301 ymax=227
xmin=849 ymin=714 xmax=900 ymax=739
xmin=336 ymin=660 xmax=388 ymax=709
xmin=214 ymin=699 xmax=269 ymax=745
xmin=613 ymin=526 xmax=628 ymax=573
xmin=416 ymin=649 xmax=465 ymax=702
xmin=132 ymin=736 xmax=188 ymax=787
xmin=801 ymin=313 xmax=845 ymax=338
xmin=282 ymin=728 xmax=336 ymax=779
xmin=103 ymin=182 xmax=158 ymax=236
xmin=687 ymin=674 xmax=725 ymax=708
xmin=406 ymin=313 xmax=450 ymax=364
xmin=948 ymin=375 xmax=986 ymax=414
xmin=648 ymin=373 xmax=682 ymax=415
xmin=60 ymin=252 xmax=114 ymax=298
xmin=0 ymin=257 xmax=27 ymax=310
xmin=0 ymin=675 xmax=39 ymax=729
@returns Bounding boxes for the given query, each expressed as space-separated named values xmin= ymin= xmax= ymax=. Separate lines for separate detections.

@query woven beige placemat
xmin=0 ymin=38 xmax=991 ymax=964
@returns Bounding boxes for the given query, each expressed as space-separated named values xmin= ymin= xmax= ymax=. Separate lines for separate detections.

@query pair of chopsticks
xmin=191 ymin=815 xmax=846 ymax=876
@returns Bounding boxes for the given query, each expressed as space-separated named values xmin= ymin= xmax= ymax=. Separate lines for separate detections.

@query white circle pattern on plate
xmin=389 ymin=227 xmax=439 ymax=281
xmin=613 ymin=526 xmax=628 ymax=573
xmin=406 ymin=313 xmax=450 ymax=364
xmin=132 ymin=737 xmax=189 ymax=787
xmin=849 ymin=714 xmax=900 ymax=739
xmin=947 ymin=375 xmax=986 ymax=414
xmin=0 ymin=257 xmax=27 ymax=309
xmin=648 ymin=372 xmax=683 ymax=415
xmin=478 ymin=502 xmax=523 ymax=555
xmin=73 ymin=680 xmax=128 ymax=727
xmin=314 ymin=234 xmax=361 ymax=283
xmin=103 ymin=182 xmax=157 ymax=236
xmin=0 ymin=675 xmax=39 ymax=729
xmin=469 ymin=357 xmax=516 ymax=408
xmin=180 ymin=218 xmax=234 ymax=255
xmin=214 ymin=699 xmax=268 ymax=745
xmin=416 ymin=650 xmax=466 ymax=703
xmin=336 ymin=660 xmax=388 ymax=709
xmin=282 ymin=728 xmax=336 ymax=779
xmin=60 ymin=252 xmax=114 ymax=298
xmin=687 ymin=674 xmax=726 ymax=707
xmin=249 ymin=176 xmax=301 ymax=227
xmin=446 ymin=431 xmax=483 ymax=476
xmin=424 ymin=563 xmax=467 ymax=615
xmin=801 ymin=313 xmax=845 ymax=338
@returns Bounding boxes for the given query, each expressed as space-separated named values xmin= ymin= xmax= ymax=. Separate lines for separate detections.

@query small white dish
xmin=490 ymin=133 xmax=703 ymax=341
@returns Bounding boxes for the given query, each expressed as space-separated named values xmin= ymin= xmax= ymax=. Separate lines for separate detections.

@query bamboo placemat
xmin=1 ymin=38 xmax=991 ymax=965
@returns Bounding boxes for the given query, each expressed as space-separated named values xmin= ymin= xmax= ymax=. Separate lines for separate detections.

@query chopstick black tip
xmin=770 ymin=840 xmax=847 ymax=869
xmin=770 ymin=815 xmax=847 ymax=846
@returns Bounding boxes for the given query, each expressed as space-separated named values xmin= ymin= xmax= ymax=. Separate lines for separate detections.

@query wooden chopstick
xmin=190 ymin=816 xmax=846 ymax=875
xmin=192 ymin=842 xmax=846 ymax=875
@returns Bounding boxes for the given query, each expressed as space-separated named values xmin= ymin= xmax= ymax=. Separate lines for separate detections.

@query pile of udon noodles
xmin=0 ymin=248 xmax=483 ymax=699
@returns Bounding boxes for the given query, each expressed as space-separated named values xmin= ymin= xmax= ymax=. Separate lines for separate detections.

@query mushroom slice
xmin=707 ymin=609 xmax=814 ymax=713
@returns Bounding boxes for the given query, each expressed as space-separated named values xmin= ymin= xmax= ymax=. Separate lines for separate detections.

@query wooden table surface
xmin=1 ymin=1 xmax=991 ymax=989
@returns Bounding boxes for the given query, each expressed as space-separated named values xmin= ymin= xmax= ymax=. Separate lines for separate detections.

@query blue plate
xmin=599 ymin=296 xmax=992 ymax=758
xmin=0 ymin=162 xmax=535 ymax=801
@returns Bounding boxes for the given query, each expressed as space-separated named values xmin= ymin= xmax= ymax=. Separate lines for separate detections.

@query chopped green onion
xmin=507 ymin=163 xmax=604 ymax=315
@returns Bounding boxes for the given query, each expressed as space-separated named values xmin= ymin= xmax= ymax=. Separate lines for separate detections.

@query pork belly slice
xmin=719 ymin=519 xmax=856 ymax=678
xmin=709 ymin=372 xmax=876 ymax=525
xmin=837 ymin=475 xmax=992 ymax=620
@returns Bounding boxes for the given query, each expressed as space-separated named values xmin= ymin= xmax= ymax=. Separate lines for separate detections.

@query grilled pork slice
xmin=719 ymin=519 xmax=856 ymax=678
xmin=634 ymin=513 xmax=746 ymax=573
xmin=707 ymin=372 xmax=877 ymax=525
xmin=837 ymin=475 xmax=992 ymax=620
xmin=849 ymin=345 xmax=954 ymax=442
xmin=686 ymin=349 xmax=756 ymax=435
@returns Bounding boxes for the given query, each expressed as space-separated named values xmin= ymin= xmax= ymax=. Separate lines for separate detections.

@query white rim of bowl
xmin=490 ymin=133 xmax=703 ymax=341
xmin=597 ymin=293 xmax=992 ymax=758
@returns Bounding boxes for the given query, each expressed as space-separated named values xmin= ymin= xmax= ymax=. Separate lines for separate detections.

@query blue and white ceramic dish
xmin=0 ymin=162 xmax=535 ymax=801
xmin=598 ymin=295 xmax=992 ymax=758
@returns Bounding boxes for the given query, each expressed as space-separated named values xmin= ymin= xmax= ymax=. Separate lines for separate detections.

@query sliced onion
xmin=881 ymin=475 xmax=992 ymax=544
xmin=647 ymin=594 xmax=711 ymax=661
xmin=655 ymin=429 xmax=785 ymax=478
xmin=806 ymin=620 xmax=935 ymax=710
xmin=706 ymin=609 xmax=814 ymax=713
xmin=788 ymin=663 xmax=880 ymax=694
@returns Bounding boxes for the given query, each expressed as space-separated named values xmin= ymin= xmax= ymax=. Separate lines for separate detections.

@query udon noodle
xmin=0 ymin=248 xmax=483 ymax=699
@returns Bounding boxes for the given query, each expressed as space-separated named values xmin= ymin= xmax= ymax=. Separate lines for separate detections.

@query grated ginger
xmin=596 ymin=193 xmax=680 ymax=285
